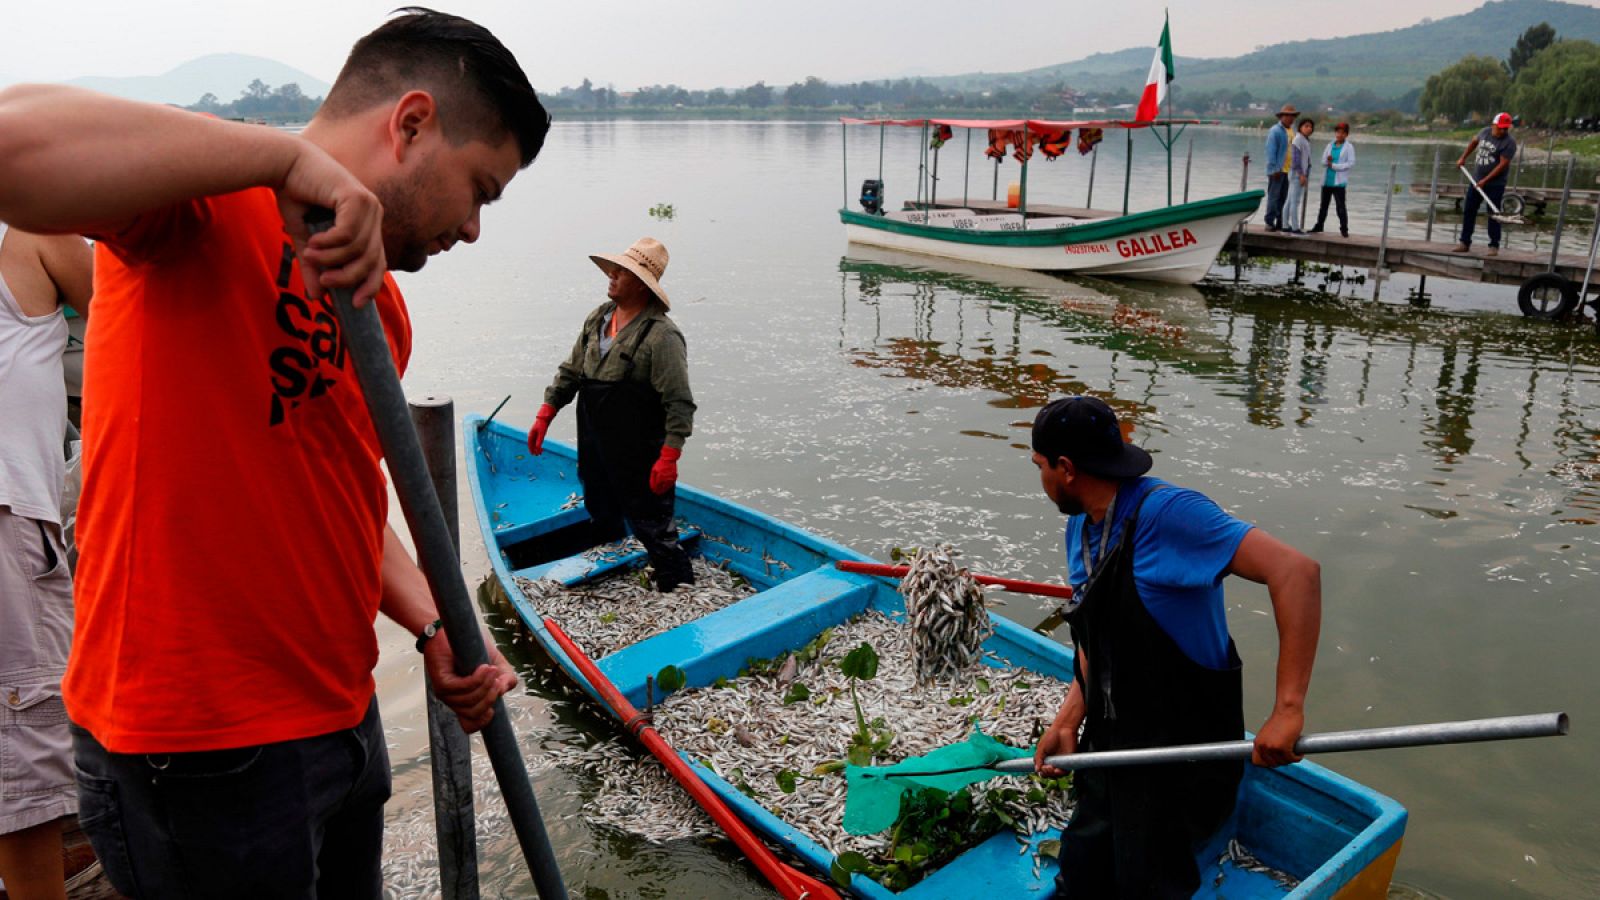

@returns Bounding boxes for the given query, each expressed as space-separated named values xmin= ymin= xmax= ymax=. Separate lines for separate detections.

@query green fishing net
xmin=843 ymin=730 xmax=1034 ymax=835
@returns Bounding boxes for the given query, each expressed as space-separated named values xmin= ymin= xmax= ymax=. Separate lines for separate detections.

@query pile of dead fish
xmin=550 ymin=612 xmax=1072 ymax=869
xmin=899 ymin=545 xmax=996 ymax=684
xmin=512 ymin=547 xmax=754 ymax=658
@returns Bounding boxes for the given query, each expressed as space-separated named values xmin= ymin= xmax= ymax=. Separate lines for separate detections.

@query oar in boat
xmin=543 ymin=618 xmax=843 ymax=900
xmin=306 ymin=210 xmax=567 ymax=899
xmin=835 ymin=560 xmax=1074 ymax=601
xmin=862 ymin=713 xmax=1570 ymax=780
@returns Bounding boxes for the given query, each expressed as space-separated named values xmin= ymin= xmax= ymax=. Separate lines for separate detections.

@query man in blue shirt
xmin=1029 ymin=395 xmax=1321 ymax=899
xmin=1452 ymin=112 xmax=1518 ymax=257
xmin=1262 ymin=104 xmax=1298 ymax=232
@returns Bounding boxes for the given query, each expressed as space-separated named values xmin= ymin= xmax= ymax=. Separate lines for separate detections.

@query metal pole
xmin=1549 ymin=155 xmax=1576 ymax=273
xmin=1234 ymin=153 xmax=1250 ymax=263
xmin=1424 ymin=147 xmax=1442 ymax=241
xmin=412 ymin=397 xmax=479 ymax=900
xmin=1019 ymin=122 xmax=1030 ymax=221
xmin=878 ymin=123 xmax=885 ymax=182
xmin=1377 ymin=162 xmax=1397 ymax=277
xmin=1543 ymin=131 xmax=1555 ymax=189
xmin=993 ymin=157 xmax=1000 ymax=202
xmin=991 ymin=713 xmax=1568 ymax=774
xmin=963 ymin=128 xmax=971 ymax=207
xmin=1182 ymin=137 xmax=1193 ymax=204
xmin=931 ymin=139 xmax=941 ymax=210
xmin=1087 ymin=143 xmax=1098 ymax=208
xmin=1420 ymin=146 xmax=1442 ymax=299
xmin=307 ymin=211 xmax=567 ymax=900
xmin=1579 ymin=202 xmax=1600 ymax=306
xmin=1122 ymin=126 xmax=1133 ymax=216
xmin=841 ymin=122 xmax=848 ymax=211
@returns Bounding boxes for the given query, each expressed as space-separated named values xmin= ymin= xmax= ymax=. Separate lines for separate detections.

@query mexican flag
xmin=1135 ymin=15 xmax=1174 ymax=123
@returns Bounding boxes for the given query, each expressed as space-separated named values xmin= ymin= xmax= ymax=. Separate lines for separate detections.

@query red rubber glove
xmin=649 ymin=446 xmax=682 ymax=495
xmin=527 ymin=403 xmax=557 ymax=455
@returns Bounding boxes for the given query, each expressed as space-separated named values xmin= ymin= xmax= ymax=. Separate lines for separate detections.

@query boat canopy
xmin=839 ymin=116 xmax=1201 ymax=130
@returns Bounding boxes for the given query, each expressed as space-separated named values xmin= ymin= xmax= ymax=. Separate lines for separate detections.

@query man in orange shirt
xmin=0 ymin=10 xmax=549 ymax=898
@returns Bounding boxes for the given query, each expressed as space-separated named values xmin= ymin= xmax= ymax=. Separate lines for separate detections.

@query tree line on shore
xmin=1420 ymin=23 xmax=1600 ymax=126
xmin=185 ymin=24 xmax=1598 ymax=130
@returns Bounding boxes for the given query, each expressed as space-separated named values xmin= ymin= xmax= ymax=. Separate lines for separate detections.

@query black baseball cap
xmin=1031 ymin=396 xmax=1152 ymax=479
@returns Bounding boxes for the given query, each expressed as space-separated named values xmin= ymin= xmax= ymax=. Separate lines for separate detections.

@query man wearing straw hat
xmin=1263 ymin=104 xmax=1299 ymax=232
xmin=528 ymin=238 xmax=697 ymax=591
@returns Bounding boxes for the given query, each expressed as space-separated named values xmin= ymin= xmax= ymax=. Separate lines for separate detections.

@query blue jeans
xmin=1264 ymin=174 xmax=1288 ymax=229
xmin=1284 ymin=177 xmax=1308 ymax=231
xmin=72 ymin=697 xmax=391 ymax=899
xmin=1460 ymin=180 xmax=1506 ymax=248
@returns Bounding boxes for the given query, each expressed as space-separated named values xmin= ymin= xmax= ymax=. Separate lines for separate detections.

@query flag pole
xmin=1164 ymin=10 xmax=1173 ymax=207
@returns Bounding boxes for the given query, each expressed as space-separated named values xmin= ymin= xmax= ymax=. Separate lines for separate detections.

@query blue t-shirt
xmin=1064 ymin=477 xmax=1253 ymax=670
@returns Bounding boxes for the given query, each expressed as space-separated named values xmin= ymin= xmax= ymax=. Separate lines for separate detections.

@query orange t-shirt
xmin=64 ymin=187 xmax=412 ymax=753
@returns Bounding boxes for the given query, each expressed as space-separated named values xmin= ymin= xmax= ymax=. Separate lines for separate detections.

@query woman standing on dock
xmin=1310 ymin=122 xmax=1355 ymax=238
xmin=1285 ymin=118 xmax=1315 ymax=234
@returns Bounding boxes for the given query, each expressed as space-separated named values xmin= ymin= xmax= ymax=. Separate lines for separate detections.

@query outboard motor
xmin=860 ymin=179 xmax=885 ymax=215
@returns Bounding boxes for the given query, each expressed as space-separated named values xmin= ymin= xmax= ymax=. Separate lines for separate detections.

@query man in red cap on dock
xmin=1453 ymin=112 xmax=1518 ymax=257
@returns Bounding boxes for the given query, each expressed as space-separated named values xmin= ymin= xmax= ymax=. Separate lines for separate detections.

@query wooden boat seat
xmin=596 ymin=566 xmax=875 ymax=703
xmin=512 ymin=525 xmax=703 ymax=586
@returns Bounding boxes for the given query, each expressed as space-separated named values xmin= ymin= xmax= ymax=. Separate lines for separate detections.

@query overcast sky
xmin=3 ymin=0 xmax=1514 ymax=90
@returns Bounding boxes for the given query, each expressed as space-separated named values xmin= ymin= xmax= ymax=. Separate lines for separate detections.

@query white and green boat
xmin=839 ymin=117 xmax=1261 ymax=285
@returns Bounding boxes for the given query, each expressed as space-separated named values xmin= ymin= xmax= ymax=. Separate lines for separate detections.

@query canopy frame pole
xmin=841 ymin=122 xmax=848 ymax=211
xmin=1087 ymin=143 xmax=1098 ymax=208
xmin=1122 ymin=126 xmax=1133 ymax=216
xmin=962 ymin=128 xmax=971 ymax=207
xmin=931 ymin=128 xmax=941 ymax=210
xmin=1182 ymin=136 xmax=1194 ymax=204
xmin=877 ymin=122 xmax=885 ymax=182
xmin=1019 ymin=122 xmax=1030 ymax=222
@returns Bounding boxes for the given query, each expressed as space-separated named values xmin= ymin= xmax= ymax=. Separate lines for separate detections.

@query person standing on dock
xmin=1453 ymin=112 xmax=1518 ymax=257
xmin=1310 ymin=122 xmax=1355 ymax=237
xmin=0 ymin=10 xmax=549 ymax=899
xmin=0 ymin=222 xmax=91 ymax=900
xmin=1284 ymin=118 xmax=1316 ymax=234
xmin=1263 ymin=104 xmax=1298 ymax=231
xmin=1028 ymin=396 xmax=1321 ymax=900
xmin=527 ymin=238 xmax=698 ymax=592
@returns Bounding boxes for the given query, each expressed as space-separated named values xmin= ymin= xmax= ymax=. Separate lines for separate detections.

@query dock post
xmin=1086 ymin=143 xmax=1098 ymax=208
xmin=1233 ymin=153 xmax=1250 ymax=266
xmin=1418 ymin=147 xmax=1442 ymax=303
xmin=1549 ymin=155 xmax=1576 ymax=274
xmin=410 ymin=395 xmax=480 ymax=900
xmin=1183 ymin=137 xmax=1193 ymax=204
xmin=1375 ymin=162 xmax=1398 ymax=298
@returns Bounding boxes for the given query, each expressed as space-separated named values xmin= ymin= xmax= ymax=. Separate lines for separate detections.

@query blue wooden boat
xmin=466 ymin=414 xmax=1407 ymax=899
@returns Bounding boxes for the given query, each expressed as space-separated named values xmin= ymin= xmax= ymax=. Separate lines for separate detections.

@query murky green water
xmin=375 ymin=122 xmax=1600 ymax=898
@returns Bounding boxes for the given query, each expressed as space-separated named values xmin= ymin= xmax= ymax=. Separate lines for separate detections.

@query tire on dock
xmin=1501 ymin=193 xmax=1526 ymax=218
xmin=1517 ymin=273 xmax=1580 ymax=320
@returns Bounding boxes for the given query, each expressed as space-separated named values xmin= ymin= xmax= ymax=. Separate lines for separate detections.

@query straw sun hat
xmin=590 ymin=237 xmax=671 ymax=309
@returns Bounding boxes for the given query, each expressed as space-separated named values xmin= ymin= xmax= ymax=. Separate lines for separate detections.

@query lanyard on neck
xmin=1080 ymin=491 xmax=1118 ymax=581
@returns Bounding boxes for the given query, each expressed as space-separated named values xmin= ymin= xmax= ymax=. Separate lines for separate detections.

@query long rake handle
xmin=307 ymin=210 xmax=566 ymax=899
xmin=836 ymin=560 xmax=1074 ymax=600
xmin=993 ymin=713 xmax=1567 ymax=773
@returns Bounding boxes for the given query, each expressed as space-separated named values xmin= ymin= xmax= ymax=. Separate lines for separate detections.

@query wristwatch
xmin=415 ymin=619 xmax=443 ymax=653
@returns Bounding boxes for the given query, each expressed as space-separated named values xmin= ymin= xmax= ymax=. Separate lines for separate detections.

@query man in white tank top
xmin=0 ymin=220 xmax=91 ymax=900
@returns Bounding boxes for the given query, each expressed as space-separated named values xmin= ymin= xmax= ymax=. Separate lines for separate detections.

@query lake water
xmin=373 ymin=121 xmax=1600 ymax=899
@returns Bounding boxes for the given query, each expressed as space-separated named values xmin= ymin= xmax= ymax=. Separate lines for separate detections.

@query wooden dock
xmin=1229 ymin=224 xmax=1597 ymax=292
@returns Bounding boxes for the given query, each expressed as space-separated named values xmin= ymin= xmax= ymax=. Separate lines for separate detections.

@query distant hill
xmin=922 ymin=0 xmax=1600 ymax=104
xmin=61 ymin=53 xmax=331 ymax=106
